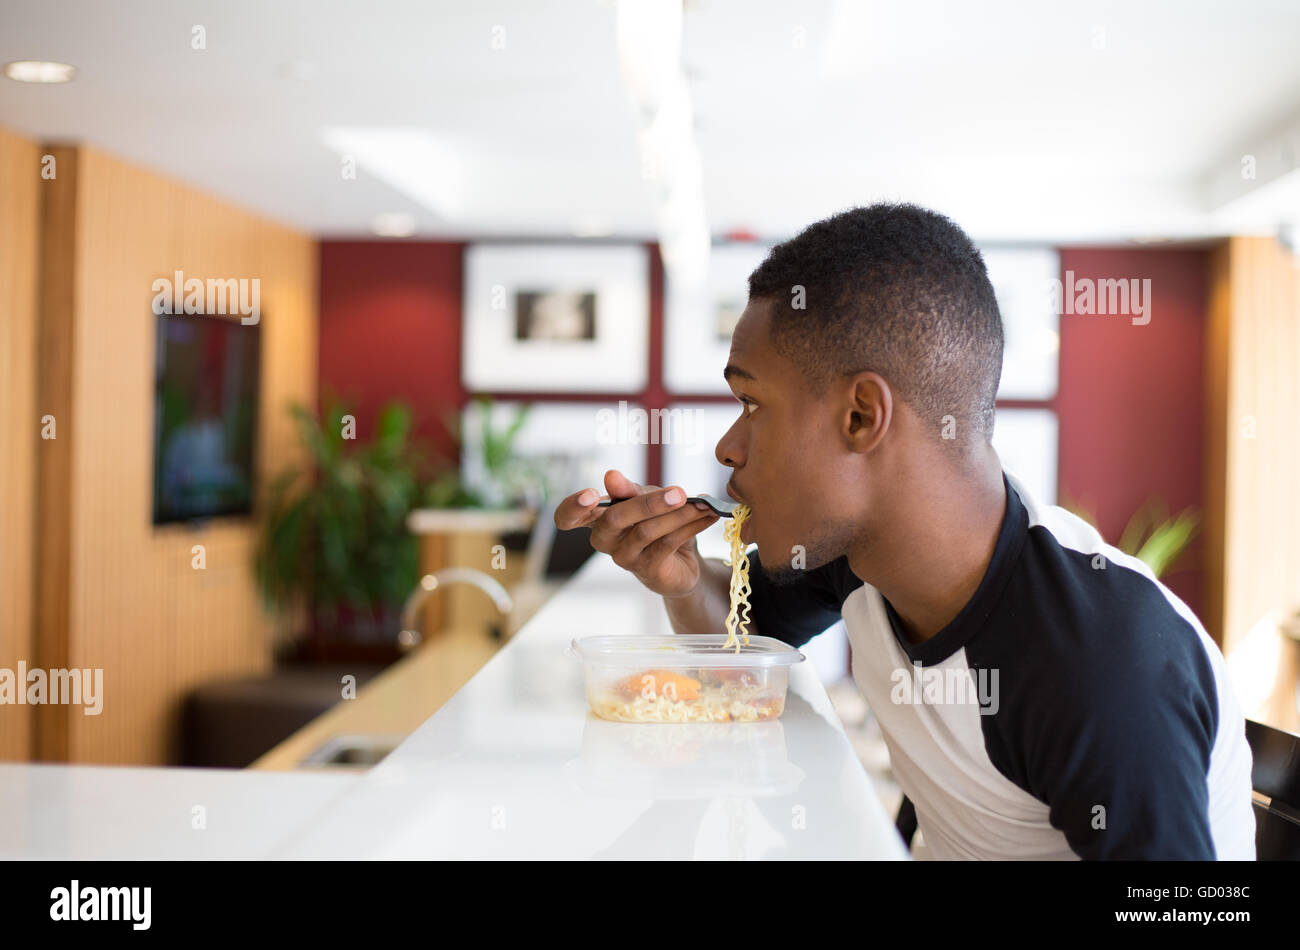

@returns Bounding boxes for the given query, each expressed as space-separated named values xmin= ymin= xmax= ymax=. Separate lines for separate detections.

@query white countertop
xmin=0 ymin=764 xmax=359 ymax=860
xmin=0 ymin=555 xmax=907 ymax=860
xmin=272 ymin=555 xmax=907 ymax=859
xmin=406 ymin=507 xmax=534 ymax=535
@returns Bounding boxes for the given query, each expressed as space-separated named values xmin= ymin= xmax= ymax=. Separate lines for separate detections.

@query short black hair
xmin=747 ymin=202 xmax=1004 ymax=442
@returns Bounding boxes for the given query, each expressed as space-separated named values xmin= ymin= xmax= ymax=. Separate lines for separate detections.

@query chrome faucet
xmin=397 ymin=568 xmax=515 ymax=650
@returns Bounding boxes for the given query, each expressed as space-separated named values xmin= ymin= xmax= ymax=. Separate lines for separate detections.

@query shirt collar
xmin=878 ymin=471 xmax=1028 ymax=666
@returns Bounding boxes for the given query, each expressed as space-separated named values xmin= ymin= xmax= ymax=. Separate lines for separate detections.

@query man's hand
xmin=553 ymin=469 xmax=719 ymax=597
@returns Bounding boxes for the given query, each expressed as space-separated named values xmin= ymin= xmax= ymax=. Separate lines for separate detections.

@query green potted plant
xmin=1063 ymin=495 xmax=1200 ymax=579
xmin=254 ymin=399 xmax=430 ymax=657
xmin=424 ymin=395 xmax=538 ymax=510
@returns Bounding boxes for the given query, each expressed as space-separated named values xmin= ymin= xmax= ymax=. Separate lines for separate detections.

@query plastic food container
xmin=568 ymin=635 xmax=806 ymax=723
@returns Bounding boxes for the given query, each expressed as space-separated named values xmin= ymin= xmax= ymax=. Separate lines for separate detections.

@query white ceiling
xmin=3 ymin=0 xmax=1300 ymax=244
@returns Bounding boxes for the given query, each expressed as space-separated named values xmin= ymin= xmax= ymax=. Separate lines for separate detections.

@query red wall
xmin=318 ymin=241 xmax=466 ymax=464
xmin=318 ymin=242 xmax=1212 ymax=619
xmin=318 ymin=241 xmax=701 ymax=486
xmin=1056 ymin=248 xmax=1208 ymax=618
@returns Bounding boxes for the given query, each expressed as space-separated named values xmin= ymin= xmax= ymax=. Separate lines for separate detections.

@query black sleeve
xmin=1030 ymin=638 xmax=1221 ymax=859
xmin=742 ymin=549 xmax=861 ymax=649
xmin=972 ymin=561 xmax=1226 ymax=859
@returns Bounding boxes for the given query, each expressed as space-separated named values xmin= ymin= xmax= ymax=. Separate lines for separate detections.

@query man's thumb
xmin=604 ymin=468 xmax=642 ymax=497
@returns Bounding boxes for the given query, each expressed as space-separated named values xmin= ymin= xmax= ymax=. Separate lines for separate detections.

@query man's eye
xmin=739 ymin=398 xmax=756 ymax=416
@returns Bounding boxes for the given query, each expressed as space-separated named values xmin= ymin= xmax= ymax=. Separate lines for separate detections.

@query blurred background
xmin=0 ymin=0 xmax=1297 ymax=778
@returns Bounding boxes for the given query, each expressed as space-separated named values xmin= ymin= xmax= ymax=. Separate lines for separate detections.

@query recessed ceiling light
xmin=371 ymin=212 xmax=416 ymax=237
xmin=4 ymin=60 xmax=78 ymax=83
xmin=572 ymin=215 xmax=611 ymax=238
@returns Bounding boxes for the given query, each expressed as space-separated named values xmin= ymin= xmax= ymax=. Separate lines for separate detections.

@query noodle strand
xmin=722 ymin=505 xmax=753 ymax=653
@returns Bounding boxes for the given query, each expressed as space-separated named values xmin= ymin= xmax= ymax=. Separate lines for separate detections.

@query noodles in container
xmin=569 ymin=635 xmax=805 ymax=723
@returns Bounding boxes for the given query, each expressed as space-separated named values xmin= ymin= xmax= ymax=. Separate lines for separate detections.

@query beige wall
xmin=1205 ymin=237 xmax=1300 ymax=667
xmin=0 ymin=126 xmax=41 ymax=760
xmin=35 ymin=144 xmax=317 ymax=764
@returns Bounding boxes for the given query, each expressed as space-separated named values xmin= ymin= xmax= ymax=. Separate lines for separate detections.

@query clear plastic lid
xmin=569 ymin=635 xmax=805 ymax=669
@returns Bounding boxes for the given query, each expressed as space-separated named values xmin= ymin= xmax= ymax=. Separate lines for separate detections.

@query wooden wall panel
xmin=1205 ymin=236 xmax=1300 ymax=665
xmin=37 ymin=145 xmax=317 ymax=764
xmin=0 ymin=126 xmax=41 ymax=761
xmin=1203 ymin=243 xmax=1231 ymax=648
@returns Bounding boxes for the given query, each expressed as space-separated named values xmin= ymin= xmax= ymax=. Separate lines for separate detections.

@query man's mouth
xmin=725 ymin=483 xmax=755 ymax=543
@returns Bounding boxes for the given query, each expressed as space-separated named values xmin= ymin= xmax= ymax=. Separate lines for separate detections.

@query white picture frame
xmin=992 ymin=407 xmax=1059 ymax=505
xmin=664 ymin=243 xmax=772 ymax=395
xmin=463 ymin=244 xmax=649 ymax=393
xmin=980 ymin=247 xmax=1061 ymax=401
xmin=460 ymin=399 xmax=648 ymax=506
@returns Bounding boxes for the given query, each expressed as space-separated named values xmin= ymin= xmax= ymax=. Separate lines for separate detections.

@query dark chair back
xmin=895 ymin=794 xmax=917 ymax=850
xmin=1246 ymin=718 xmax=1300 ymax=860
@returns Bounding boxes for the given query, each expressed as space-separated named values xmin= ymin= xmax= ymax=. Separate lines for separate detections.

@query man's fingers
xmin=556 ymin=471 xmax=692 ymax=547
xmin=606 ymin=506 xmax=714 ymax=567
xmin=597 ymin=484 xmax=687 ymax=535
xmin=642 ymin=513 xmax=719 ymax=566
xmin=603 ymin=468 xmax=645 ymax=501
xmin=554 ymin=487 xmax=605 ymax=530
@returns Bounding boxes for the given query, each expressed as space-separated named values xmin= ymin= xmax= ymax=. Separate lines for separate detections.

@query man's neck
xmin=848 ymin=447 xmax=1007 ymax=644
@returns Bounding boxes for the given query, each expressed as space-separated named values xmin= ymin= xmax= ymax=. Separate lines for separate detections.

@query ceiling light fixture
xmin=616 ymin=0 xmax=709 ymax=291
xmin=572 ymin=215 xmax=612 ymax=238
xmin=4 ymin=60 xmax=77 ymax=83
xmin=371 ymin=212 xmax=416 ymax=238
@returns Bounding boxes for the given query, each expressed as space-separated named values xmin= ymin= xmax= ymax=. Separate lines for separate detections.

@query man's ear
xmin=845 ymin=371 xmax=892 ymax=453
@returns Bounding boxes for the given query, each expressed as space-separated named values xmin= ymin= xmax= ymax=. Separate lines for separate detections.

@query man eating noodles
xmin=553 ymin=202 xmax=1254 ymax=860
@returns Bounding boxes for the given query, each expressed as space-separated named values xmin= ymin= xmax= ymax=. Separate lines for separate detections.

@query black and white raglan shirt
xmin=744 ymin=468 xmax=1256 ymax=860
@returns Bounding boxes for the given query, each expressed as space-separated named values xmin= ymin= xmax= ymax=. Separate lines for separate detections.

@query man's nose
xmin=715 ymin=423 xmax=744 ymax=469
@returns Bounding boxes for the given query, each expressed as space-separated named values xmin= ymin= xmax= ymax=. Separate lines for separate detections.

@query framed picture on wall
xmin=460 ymin=399 xmax=649 ymax=507
xmin=992 ymin=407 xmax=1059 ymax=505
xmin=981 ymin=247 xmax=1061 ymax=401
xmin=664 ymin=243 xmax=772 ymax=395
xmin=462 ymin=244 xmax=649 ymax=392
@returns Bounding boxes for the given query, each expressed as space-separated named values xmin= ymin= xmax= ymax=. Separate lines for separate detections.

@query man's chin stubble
xmin=757 ymin=528 xmax=859 ymax=587
xmin=762 ymin=562 xmax=806 ymax=587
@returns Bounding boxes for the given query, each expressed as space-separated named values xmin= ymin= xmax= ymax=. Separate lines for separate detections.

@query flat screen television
xmin=152 ymin=312 xmax=261 ymax=524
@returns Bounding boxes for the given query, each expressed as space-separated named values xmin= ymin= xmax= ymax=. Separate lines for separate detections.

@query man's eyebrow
xmin=723 ymin=363 xmax=756 ymax=384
